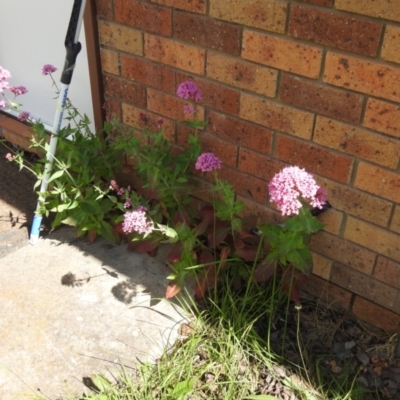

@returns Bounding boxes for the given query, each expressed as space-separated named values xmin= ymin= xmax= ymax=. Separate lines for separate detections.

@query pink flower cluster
xmin=9 ymin=86 xmax=28 ymax=96
xmin=122 ymin=206 xmax=154 ymax=235
xmin=177 ymin=81 xmax=202 ymax=102
xmin=177 ymin=81 xmax=202 ymax=115
xmin=18 ymin=111 xmax=30 ymax=122
xmin=195 ymin=152 xmax=222 ymax=172
xmin=42 ymin=64 xmax=57 ymax=76
xmin=268 ymin=166 xmax=327 ymax=216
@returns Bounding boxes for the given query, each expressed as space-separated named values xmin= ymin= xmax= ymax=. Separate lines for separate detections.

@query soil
xmin=252 ymin=294 xmax=400 ymax=399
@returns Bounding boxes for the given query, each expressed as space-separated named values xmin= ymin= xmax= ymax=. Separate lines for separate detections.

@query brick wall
xmin=95 ymin=0 xmax=400 ymax=332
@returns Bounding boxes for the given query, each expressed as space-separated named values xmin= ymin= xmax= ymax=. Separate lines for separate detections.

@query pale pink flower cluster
xmin=195 ymin=152 xmax=222 ymax=172
xmin=268 ymin=166 xmax=327 ymax=216
xmin=122 ymin=206 xmax=154 ymax=234
xmin=0 ymin=66 xmax=11 ymax=94
xmin=0 ymin=66 xmax=29 ymax=116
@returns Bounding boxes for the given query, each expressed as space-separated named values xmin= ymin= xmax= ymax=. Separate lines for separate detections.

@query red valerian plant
xmin=3 ymin=71 xmax=331 ymax=301
xmin=107 ymin=82 xmax=331 ymax=300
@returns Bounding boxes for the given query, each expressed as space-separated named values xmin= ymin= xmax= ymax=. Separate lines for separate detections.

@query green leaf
xmin=157 ymin=224 xmax=178 ymax=239
xmin=243 ymin=395 xmax=278 ymax=400
xmin=231 ymin=217 xmax=242 ymax=232
xmin=61 ymin=216 xmax=77 ymax=226
xmin=259 ymin=223 xmax=283 ymax=247
xmin=283 ymin=215 xmax=304 ymax=232
xmin=90 ymin=374 xmax=112 ymax=391
xmin=81 ymin=200 xmax=101 ymax=214
xmin=99 ymin=220 xmax=118 ymax=243
xmin=169 ymin=378 xmax=195 ymax=397
xmin=48 ymin=169 xmax=65 ymax=183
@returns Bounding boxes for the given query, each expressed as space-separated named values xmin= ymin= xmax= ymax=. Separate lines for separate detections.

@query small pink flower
xmin=177 ymin=81 xmax=202 ymax=102
xmin=9 ymin=86 xmax=28 ymax=96
xmin=42 ymin=64 xmax=57 ymax=75
xmin=0 ymin=100 xmax=6 ymax=108
xmin=157 ymin=117 xmax=164 ymax=129
xmin=109 ymin=180 xmax=119 ymax=191
xmin=195 ymin=152 xmax=222 ymax=172
xmin=117 ymin=187 xmax=125 ymax=196
xmin=268 ymin=166 xmax=326 ymax=216
xmin=5 ymin=153 xmax=13 ymax=161
xmin=139 ymin=112 xmax=148 ymax=125
xmin=18 ymin=111 xmax=30 ymax=122
xmin=124 ymin=198 xmax=132 ymax=209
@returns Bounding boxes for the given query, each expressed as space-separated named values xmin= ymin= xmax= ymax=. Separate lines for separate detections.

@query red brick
xmin=314 ymin=117 xmax=400 ymax=169
xmin=352 ymin=296 xmax=400 ymax=333
xmin=312 ymin=253 xmax=332 ymax=280
xmin=145 ymin=34 xmax=205 ymax=75
xmin=240 ymin=93 xmax=314 ymax=139
xmin=100 ymin=49 xmax=119 ymax=75
xmin=310 ymin=231 xmax=376 ymax=275
xmin=354 ymin=162 xmax=400 ymax=204
xmin=305 ymin=274 xmax=352 ymax=310
xmin=363 ymin=98 xmax=400 ymax=139
xmin=373 ymin=256 xmax=400 ymax=290
xmin=317 ymin=208 xmax=343 ymax=235
xmin=103 ymin=75 xmax=146 ymax=107
xmin=331 ymin=263 xmax=398 ymax=310
xmin=335 ymin=0 xmax=400 ymax=23
xmin=120 ymin=55 xmax=175 ymax=93
xmin=275 ymin=135 xmax=353 ymax=183
xmin=173 ymin=12 xmax=241 ymax=56
xmin=98 ymin=20 xmax=143 ymax=55
xmin=95 ymin=0 xmax=113 ymax=19
xmin=280 ymin=74 xmax=363 ymax=124
xmin=242 ymin=30 xmax=322 ymax=79
xmin=207 ymin=111 xmax=273 ymax=154
xmin=344 ymin=216 xmax=400 ymax=262
xmin=114 ymin=0 xmax=171 ymax=36
xmin=177 ymin=125 xmax=238 ymax=168
xmin=381 ymin=25 xmax=400 ymax=64
xmin=318 ymin=178 xmax=393 ymax=227
xmin=210 ymin=0 xmax=287 ymax=34
xmin=392 ymin=206 xmax=400 ymax=234
xmin=122 ymin=103 xmax=176 ymax=142
xmin=324 ymin=52 xmax=400 ymax=102
xmin=147 ymin=88 xmax=205 ymax=122
xmin=176 ymin=74 xmax=240 ymax=116
xmin=218 ymin=166 xmax=268 ymax=204
xmin=207 ymin=52 xmax=277 ymax=98
xmin=289 ymin=5 xmax=382 ymax=57
xmin=296 ymin=0 xmax=332 ymax=6
xmin=103 ymin=98 xmax=122 ymax=121
xmin=149 ymin=0 xmax=206 ymax=13
xmin=0 ymin=117 xmax=33 ymax=153
xmin=238 ymin=148 xmax=284 ymax=181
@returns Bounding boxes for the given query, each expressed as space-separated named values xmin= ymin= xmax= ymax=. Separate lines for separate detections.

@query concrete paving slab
xmin=0 ymin=227 xmax=188 ymax=399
